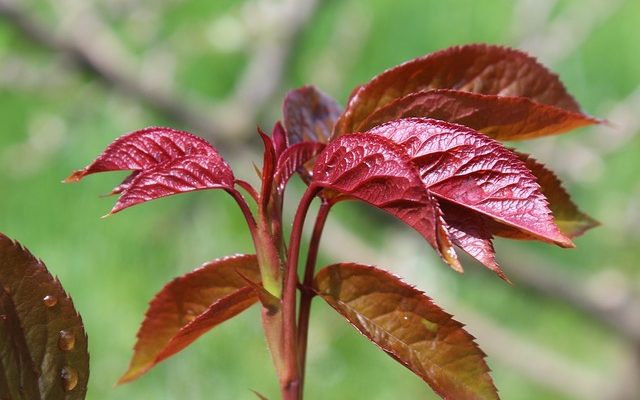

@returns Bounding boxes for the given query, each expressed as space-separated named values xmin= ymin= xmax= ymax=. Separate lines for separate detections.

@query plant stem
xmin=297 ymin=199 xmax=330 ymax=397
xmin=228 ymin=189 xmax=257 ymax=235
xmin=281 ymin=185 xmax=318 ymax=399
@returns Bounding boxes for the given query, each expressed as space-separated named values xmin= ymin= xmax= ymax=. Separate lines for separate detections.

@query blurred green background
xmin=1 ymin=0 xmax=639 ymax=399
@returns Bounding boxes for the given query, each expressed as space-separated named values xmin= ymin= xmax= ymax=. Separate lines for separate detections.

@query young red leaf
xmin=517 ymin=152 xmax=599 ymax=238
xmin=335 ymin=44 xmax=583 ymax=136
xmin=119 ymin=254 xmax=260 ymax=383
xmin=356 ymin=89 xmax=599 ymax=140
xmin=439 ymin=200 xmax=506 ymax=280
xmin=368 ymin=118 xmax=573 ymax=248
xmin=312 ymin=134 xmax=461 ymax=271
xmin=109 ymin=155 xmax=235 ymax=214
xmin=66 ymin=127 xmax=222 ymax=183
xmin=273 ymin=141 xmax=325 ymax=194
xmin=314 ymin=263 xmax=498 ymax=400
xmin=0 ymin=233 xmax=89 ymax=399
xmin=283 ymin=85 xmax=342 ymax=146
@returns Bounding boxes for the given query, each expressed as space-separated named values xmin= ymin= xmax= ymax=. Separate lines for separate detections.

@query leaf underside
xmin=119 ymin=254 xmax=260 ymax=383
xmin=314 ymin=263 xmax=498 ymax=400
xmin=0 ymin=233 xmax=89 ymax=400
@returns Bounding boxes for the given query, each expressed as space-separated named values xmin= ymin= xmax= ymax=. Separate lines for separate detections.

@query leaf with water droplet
xmin=119 ymin=254 xmax=261 ymax=383
xmin=313 ymin=263 xmax=498 ymax=400
xmin=0 ymin=233 xmax=89 ymax=399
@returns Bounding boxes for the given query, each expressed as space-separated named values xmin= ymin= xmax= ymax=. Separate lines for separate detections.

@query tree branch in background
xmin=0 ymin=0 xmax=322 ymax=147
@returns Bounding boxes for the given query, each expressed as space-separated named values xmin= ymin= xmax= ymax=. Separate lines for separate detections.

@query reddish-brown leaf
xmin=517 ymin=152 xmax=599 ymax=238
xmin=356 ymin=89 xmax=599 ymax=140
xmin=109 ymin=155 xmax=235 ymax=214
xmin=314 ymin=263 xmax=498 ymax=400
xmin=335 ymin=44 xmax=582 ymax=136
xmin=283 ymin=85 xmax=342 ymax=146
xmin=0 ymin=233 xmax=89 ymax=399
xmin=438 ymin=199 xmax=506 ymax=280
xmin=368 ymin=118 xmax=572 ymax=248
xmin=119 ymin=254 xmax=260 ymax=383
xmin=66 ymin=127 xmax=221 ymax=183
xmin=273 ymin=141 xmax=325 ymax=194
xmin=312 ymin=134 xmax=461 ymax=271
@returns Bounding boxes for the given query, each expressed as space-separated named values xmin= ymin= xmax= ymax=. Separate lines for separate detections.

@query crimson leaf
xmin=355 ymin=89 xmax=599 ymax=140
xmin=312 ymin=133 xmax=461 ymax=271
xmin=283 ymin=85 xmax=342 ymax=146
xmin=368 ymin=118 xmax=572 ymax=249
xmin=335 ymin=44 xmax=584 ymax=136
xmin=314 ymin=263 xmax=498 ymax=400
xmin=0 ymin=233 xmax=89 ymax=399
xmin=119 ymin=254 xmax=260 ymax=383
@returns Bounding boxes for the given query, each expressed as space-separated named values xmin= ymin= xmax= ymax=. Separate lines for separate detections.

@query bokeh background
xmin=0 ymin=0 xmax=639 ymax=399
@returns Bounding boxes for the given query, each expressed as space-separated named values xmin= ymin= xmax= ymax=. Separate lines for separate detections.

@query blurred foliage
xmin=0 ymin=0 xmax=638 ymax=399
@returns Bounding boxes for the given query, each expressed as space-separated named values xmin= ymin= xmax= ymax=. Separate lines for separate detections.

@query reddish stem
xmin=228 ymin=189 xmax=257 ymax=237
xmin=297 ymin=199 xmax=330 ymax=396
xmin=281 ymin=184 xmax=319 ymax=399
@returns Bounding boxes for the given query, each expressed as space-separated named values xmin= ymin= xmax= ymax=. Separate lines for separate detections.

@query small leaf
xmin=119 ymin=254 xmax=260 ymax=383
xmin=314 ymin=263 xmax=498 ymax=400
xmin=66 ymin=127 xmax=221 ymax=183
xmin=368 ymin=118 xmax=572 ymax=248
xmin=283 ymin=85 xmax=342 ymax=146
xmin=273 ymin=141 xmax=325 ymax=194
xmin=312 ymin=134 xmax=461 ymax=271
xmin=0 ymin=233 xmax=89 ymax=399
xmin=335 ymin=44 xmax=583 ymax=136
xmin=109 ymin=155 xmax=235 ymax=214
xmin=517 ymin=152 xmax=599 ymax=238
xmin=356 ymin=89 xmax=599 ymax=140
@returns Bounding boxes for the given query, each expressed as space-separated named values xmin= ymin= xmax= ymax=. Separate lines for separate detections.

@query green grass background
xmin=0 ymin=0 xmax=639 ymax=399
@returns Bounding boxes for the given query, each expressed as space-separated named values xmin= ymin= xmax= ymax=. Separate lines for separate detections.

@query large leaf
xmin=355 ymin=89 xmax=598 ymax=140
xmin=283 ymin=85 xmax=342 ymax=146
xmin=335 ymin=44 xmax=583 ymax=136
xmin=0 ymin=233 xmax=89 ymax=399
xmin=119 ymin=254 xmax=260 ymax=383
xmin=517 ymin=152 xmax=599 ymax=238
xmin=314 ymin=263 xmax=498 ymax=400
xmin=109 ymin=155 xmax=235 ymax=214
xmin=368 ymin=118 xmax=572 ymax=248
xmin=312 ymin=134 xmax=461 ymax=271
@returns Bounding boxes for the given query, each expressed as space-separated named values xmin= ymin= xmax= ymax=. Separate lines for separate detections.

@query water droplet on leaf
xmin=43 ymin=295 xmax=57 ymax=307
xmin=60 ymin=366 xmax=78 ymax=391
xmin=58 ymin=330 xmax=75 ymax=351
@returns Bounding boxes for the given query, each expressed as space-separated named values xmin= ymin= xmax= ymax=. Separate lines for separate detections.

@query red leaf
xmin=335 ymin=44 xmax=583 ymax=136
xmin=119 ymin=254 xmax=260 ymax=383
xmin=0 ymin=233 xmax=89 ymax=399
xmin=368 ymin=118 xmax=572 ymax=248
xmin=273 ymin=141 xmax=325 ymax=194
xmin=312 ymin=134 xmax=461 ymax=271
xmin=314 ymin=263 xmax=498 ymax=400
xmin=517 ymin=152 xmax=599 ymax=238
xmin=355 ymin=89 xmax=599 ymax=140
xmin=283 ymin=85 xmax=342 ymax=146
xmin=66 ymin=127 xmax=221 ymax=183
xmin=110 ymin=155 xmax=235 ymax=214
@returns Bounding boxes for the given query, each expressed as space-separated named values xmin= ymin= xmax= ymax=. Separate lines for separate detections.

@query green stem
xmin=281 ymin=185 xmax=319 ymax=399
xmin=297 ymin=199 xmax=330 ymax=397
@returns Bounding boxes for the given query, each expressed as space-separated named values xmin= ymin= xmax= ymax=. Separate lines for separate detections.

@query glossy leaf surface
xmin=283 ymin=85 xmax=342 ymax=145
xmin=312 ymin=134 xmax=461 ymax=270
xmin=335 ymin=44 xmax=582 ymax=136
xmin=356 ymin=89 xmax=598 ymax=140
xmin=0 ymin=234 xmax=89 ymax=399
xmin=368 ymin=118 xmax=572 ymax=248
xmin=110 ymin=155 xmax=235 ymax=214
xmin=314 ymin=263 xmax=498 ymax=400
xmin=119 ymin=254 xmax=260 ymax=383
xmin=273 ymin=141 xmax=325 ymax=194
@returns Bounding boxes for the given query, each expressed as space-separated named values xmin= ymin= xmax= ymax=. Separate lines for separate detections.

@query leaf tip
xmin=64 ymin=170 xmax=85 ymax=183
